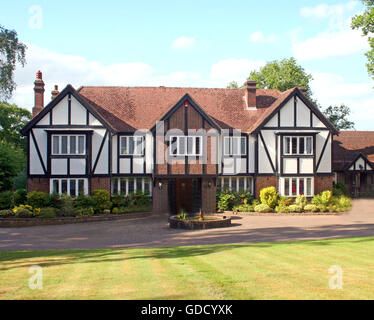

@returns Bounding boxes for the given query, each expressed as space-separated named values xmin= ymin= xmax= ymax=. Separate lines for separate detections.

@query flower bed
xmin=0 ymin=212 xmax=152 ymax=228
xmin=169 ymin=214 xmax=231 ymax=230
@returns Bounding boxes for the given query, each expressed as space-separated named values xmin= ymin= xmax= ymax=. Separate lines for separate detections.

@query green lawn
xmin=1 ymin=237 xmax=374 ymax=300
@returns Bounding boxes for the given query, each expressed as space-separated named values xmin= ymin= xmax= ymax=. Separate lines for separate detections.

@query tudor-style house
xmin=22 ymin=71 xmax=339 ymax=214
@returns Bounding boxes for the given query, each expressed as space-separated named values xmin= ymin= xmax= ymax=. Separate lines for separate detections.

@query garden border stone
xmin=225 ymin=211 xmax=349 ymax=217
xmin=169 ymin=215 xmax=232 ymax=230
xmin=0 ymin=212 xmax=152 ymax=228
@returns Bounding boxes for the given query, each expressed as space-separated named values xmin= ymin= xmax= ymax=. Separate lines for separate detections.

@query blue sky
xmin=2 ymin=0 xmax=374 ymax=129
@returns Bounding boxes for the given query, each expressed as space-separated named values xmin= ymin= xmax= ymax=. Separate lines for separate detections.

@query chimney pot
xmin=51 ymin=85 xmax=59 ymax=100
xmin=32 ymin=70 xmax=45 ymax=118
xmin=244 ymin=80 xmax=257 ymax=109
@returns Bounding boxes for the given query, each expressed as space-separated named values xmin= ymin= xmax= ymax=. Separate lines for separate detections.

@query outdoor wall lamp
xmin=208 ymin=181 xmax=212 ymax=188
xmin=158 ymin=181 xmax=163 ymax=190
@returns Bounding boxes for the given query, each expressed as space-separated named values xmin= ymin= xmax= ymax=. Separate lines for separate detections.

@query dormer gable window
xmin=120 ymin=136 xmax=144 ymax=156
xmin=284 ymin=136 xmax=313 ymax=156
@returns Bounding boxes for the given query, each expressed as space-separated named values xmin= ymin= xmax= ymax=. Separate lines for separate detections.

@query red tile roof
xmin=333 ymin=131 xmax=374 ymax=170
xmin=77 ymin=86 xmax=285 ymax=132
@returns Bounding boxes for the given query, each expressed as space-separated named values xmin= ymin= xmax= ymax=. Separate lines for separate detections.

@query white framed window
xmin=52 ymin=135 xmax=85 ymax=155
xmin=111 ymin=177 xmax=152 ymax=196
xmin=280 ymin=177 xmax=314 ymax=197
xmin=216 ymin=176 xmax=253 ymax=194
xmin=284 ymin=136 xmax=313 ymax=155
xmin=170 ymin=136 xmax=202 ymax=156
xmin=120 ymin=136 xmax=144 ymax=156
xmin=224 ymin=137 xmax=246 ymax=156
xmin=50 ymin=178 xmax=88 ymax=197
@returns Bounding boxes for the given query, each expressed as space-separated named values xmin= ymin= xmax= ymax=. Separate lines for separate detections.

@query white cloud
xmin=311 ymin=71 xmax=374 ymax=129
xmin=293 ymin=28 xmax=368 ymax=61
xmin=210 ymin=58 xmax=265 ymax=86
xmin=249 ymin=31 xmax=278 ymax=43
xmin=172 ymin=36 xmax=196 ymax=50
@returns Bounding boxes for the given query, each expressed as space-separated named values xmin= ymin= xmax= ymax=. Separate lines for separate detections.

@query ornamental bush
xmin=26 ymin=191 xmax=49 ymax=209
xmin=13 ymin=189 xmax=27 ymax=206
xmin=0 ymin=191 xmax=14 ymax=210
xmin=0 ymin=209 xmax=13 ymax=218
xmin=312 ymin=190 xmax=332 ymax=206
xmin=15 ymin=208 xmax=36 ymax=218
xmin=295 ymin=195 xmax=307 ymax=208
xmin=337 ymin=196 xmax=352 ymax=211
xmin=333 ymin=182 xmax=349 ymax=197
xmin=75 ymin=207 xmax=94 ymax=217
xmin=254 ymin=204 xmax=272 ymax=213
xmin=92 ymin=189 xmax=112 ymax=214
xmin=259 ymin=186 xmax=279 ymax=209
xmin=276 ymin=205 xmax=289 ymax=213
xmin=39 ymin=207 xmax=58 ymax=218
xmin=288 ymin=205 xmax=303 ymax=213
xmin=304 ymin=204 xmax=319 ymax=213
xmin=217 ymin=191 xmax=236 ymax=211
xmin=232 ymin=204 xmax=254 ymax=213
xmin=74 ymin=194 xmax=95 ymax=209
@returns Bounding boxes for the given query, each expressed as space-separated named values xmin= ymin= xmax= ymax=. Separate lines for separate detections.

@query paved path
xmin=0 ymin=199 xmax=374 ymax=251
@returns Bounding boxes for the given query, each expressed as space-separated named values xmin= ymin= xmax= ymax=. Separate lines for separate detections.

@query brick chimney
xmin=51 ymin=85 xmax=59 ymax=100
xmin=32 ymin=70 xmax=45 ymax=118
xmin=244 ymin=80 xmax=257 ymax=109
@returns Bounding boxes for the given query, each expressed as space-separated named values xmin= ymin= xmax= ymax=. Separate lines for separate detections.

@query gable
xmin=21 ymin=85 xmax=113 ymax=135
xmin=348 ymin=154 xmax=374 ymax=171
xmin=259 ymin=89 xmax=338 ymax=133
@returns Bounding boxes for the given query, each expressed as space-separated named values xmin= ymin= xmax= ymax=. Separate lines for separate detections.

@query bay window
xmin=280 ymin=177 xmax=314 ymax=197
xmin=50 ymin=178 xmax=88 ymax=197
xmin=111 ymin=177 xmax=152 ymax=196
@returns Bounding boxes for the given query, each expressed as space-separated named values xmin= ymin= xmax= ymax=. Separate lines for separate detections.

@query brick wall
xmin=314 ymin=175 xmax=334 ymax=195
xmin=201 ymin=177 xmax=217 ymax=214
xmin=255 ymin=176 xmax=277 ymax=198
xmin=90 ymin=177 xmax=111 ymax=194
xmin=27 ymin=178 xmax=49 ymax=193
xmin=152 ymin=178 xmax=169 ymax=214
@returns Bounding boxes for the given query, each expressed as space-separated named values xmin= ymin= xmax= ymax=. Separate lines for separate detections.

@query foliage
xmin=288 ymin=205 xmax=303 ymax=213
xmin=248 ymin=58 xmax=313 ymax=96
xmin=0 ymin=102 xmax=31 ymax=150
xmin=103 ymin=209 xmax=111 ymax=215
xmin=0 ymin=25 xmax=27 ymax=100
xmin=14 ymin=208 xmax=35 ymax=218
xmin=333 ymin=182 xmax=349 ymax=197
xmin=278 ymin=197 xmax=293 ymax=207
xmin=39 ymin=207 xmax=58 ymax=219
xmin=275 ymin=205 xmax=289 ymax=213
xmin=13 ymin=189 xmax=27 ymax=206
xmin=311 ymin=191 xmax=332 ymax=206
xmin=177 ymin=210 xmax=189 ymax=220
xmin=46 ymin=193 xmax=62 ymax=209
xmin=112 ymin=207 xmax=119 ymax=214
xmin=0 ymin=142 xmax=25 ymax=192
xmin=254 ymin=204 xmax=272 ymax=213
xmin=0 ymin=209 xmax=13 ymax=218
xmin=304 ymin=204 xmax=319 ymax=213
xmin=217 ymin=191 xmax=236 ymax=211
xmin=0 ymin=190 xmax=14 ymax=209
xmin=117 ymin=205 xmax=151 ymax=214
xmin=26 ymin=191 xmax=49 ymax=209
xmin=295 ymin=195 xmax=307 ymax=208
xmin=226 ymin=81 xmax=240 ymax=89
xmin=318 ymin=205 xmax=328 ymax=213
xmin=91 ymin=189 xmax=112 ymax=214
xmin=74 ymin=194 xmax=95 ymax=209
xmin=13 ymin=168 xmax=27 ymax=190
xmin=323 ymin=105 xmax=355 ymax=130
xmin=57 ymin=194 xmax=76 ymax=217
xmin=232 ymin=204 xmax=254 ymax=213
xmin=351 ymin=1 xmax=374 ymax=81
xmin=13 ymin=205 xmax=40 ymax=218
xmin=259 ymin=186 xmax=279 ymax=209
xmin=75 ymin=207 xmax=94 ymax=217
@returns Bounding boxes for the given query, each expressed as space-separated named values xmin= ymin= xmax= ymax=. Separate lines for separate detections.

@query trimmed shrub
xmin=295 ymin=195 xmax=307 ymax=208
xmin=13 ymin=189 xmax=27 ymax=206
xmin=92 ymin=189 xmax=112 ymax=214
xmin=304 ymin=204 xmax=319 ymax=212
xmin=336 ymin=196 xmax=352 ymax=211
xmin=217 ymin=191 xmax=236 ymax=211
xmin=112 ymin=207 xmax=119 ymax=214
xmin=75 ymin=207 xmax=94 ymax=217
xmin=312 ymin=190 xmax=332 ymax=206
xmin=328 ymin=204 xmax=338 ymax=213
xmin=39 ymin=207 xmax=58 ymax=218
xmin=276 ymin=205 xmax=289 ymax=213
xmin=26 ymin=191 xmax=49 ymax=209
xmin=15 ymin=208 xmax=35 ymax=218
xmin=74 ymin=194 xmax=95 ymax=209
xmin=0 ymin=191 xmax=14 ymax=210
xmin=233 ymin=204 xmax=254 ymax=213
xmin=278 ymin=197 xmax=293 ymax=207
xmin=0 ymin=209 xmax=14 ymax=218
xmin=57 ymin=194 xmax=76 ymax=217
xmin=333 ymin=182 xmax=349 ymax=197
xmin=259 ymin=186 xmax=279 ymax=209
xmin=46 ymin=193 xmax=62 ymax=209
xmin=117 ymin=205 xmax=151 ymax=214
xmin=103 ymin=209 xmax=111 ymax=215
xmin=254 ymin=204 xmax=272 ymax=213
xmin=288 ymin=205 xmax=303 ymax=213
xmin=318 ymin=205 xmax=327 ymax=212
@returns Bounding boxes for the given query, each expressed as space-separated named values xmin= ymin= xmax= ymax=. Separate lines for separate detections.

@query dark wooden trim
xmin=275 ymin=132 xmax=319 ymax=136
xmin=262 ymin=127 xmax=329 ymax=131
xmin=68 ymin=94 xmax=72 ymax=125
xmin=184 ymin=103 xmax=189 ymax=176
xmin=92 ymin=130 xmax=109 ymax=174
xmin=255 ymin=134 xmax=259 ymax=174
xmin=275 ymin=135 xmax=279 ymax=173
xmin=316 ymin=132 xmax=331 ymax=172
xmin=310 ymin=110 xmax=313 ymax=127
xmin=67 ymin=158 xmax=71 ymax=175
xmin=43 ymin=129 xmax=95 ymax=134
xmin=259 ymin=132 xmax=276 ymax=173
xmin=294 ymin=96 xmax=297 ymax=127
xmin=49 ymin=109 xmax=53 ymax=125
xmin=117 ymin=135 xmax=120 ymax=174
xmin=280 ymin=134 xmax=284 ymax=175
xmin=30 ymin=130 xmax=47 ymax=174
xmin=277 ymin=110 xmax=281 ymax=128
xmin=36 ymin=125 xmax=103 ymax=129
xmin=27 ymin=133 xmax=30 ymax=176
xmin=108 ymin=133 xmax=112 ymax=176
xmin=50 ymin=155 xmax=86 ymax=159
xmin=86 ymin=109 xmax=89 ymax=126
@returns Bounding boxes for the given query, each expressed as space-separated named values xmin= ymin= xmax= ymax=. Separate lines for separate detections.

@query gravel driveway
xmin=0 ymin=199 xmax=374 ymax=251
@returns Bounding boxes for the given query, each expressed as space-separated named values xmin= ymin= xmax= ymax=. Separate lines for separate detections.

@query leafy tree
xmin=248 ymin=58 xmax=313 ymax=96
xmin=0 ymin=102 xmax=31 ymax=150
xmin=323 ymin=105 xmax=355 ymax=130
xmin=0 ymin=142 xmax=25 ymax=192
xmin=351 ymin=0 xmax=374 ymax=80
xmin=0 ymin=25 xmax=27 ymax=100
xmin=226 ymin=81 xmax=240 ymax=89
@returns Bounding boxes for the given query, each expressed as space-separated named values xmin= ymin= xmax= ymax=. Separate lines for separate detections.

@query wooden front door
xmin=175 ymin=179 xmax=201 ymax=214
